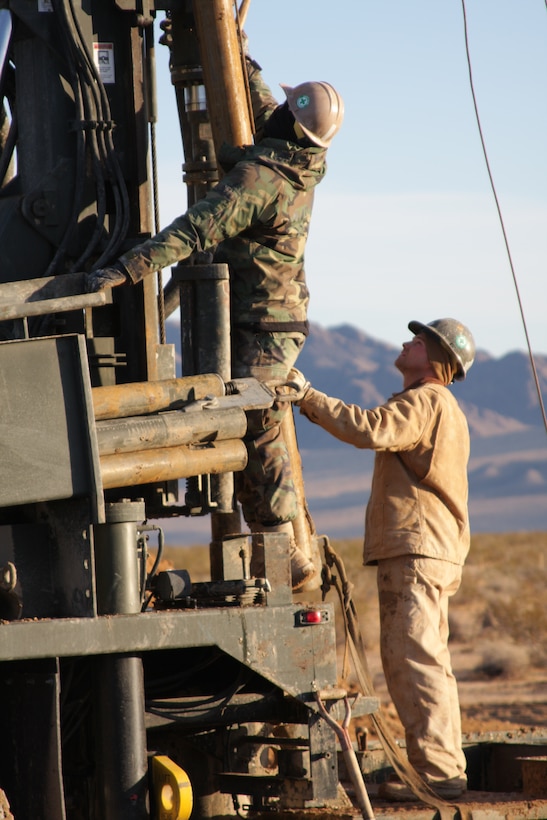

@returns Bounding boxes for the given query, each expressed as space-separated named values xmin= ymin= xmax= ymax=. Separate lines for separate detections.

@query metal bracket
xmin=181 ymin=377 xmax=275 ymax=413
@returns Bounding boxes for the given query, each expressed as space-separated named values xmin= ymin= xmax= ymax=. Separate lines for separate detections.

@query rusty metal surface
xmin=191 ymin=0 xmax=253 ymax=152
xmin=100 ymin=438 xmax=248 ymax=488
xmin=92 ymin=373 xmax=225 ymax=419
xmin=518 ymin=755 xmax=547 ymax=797
xmin=0 ymin=604 xmax=338 ymax=700
xmin=96 ymin=406 xmax=247 ymax=455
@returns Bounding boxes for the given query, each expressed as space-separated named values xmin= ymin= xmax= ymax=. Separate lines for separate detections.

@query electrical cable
xmin=460 ymin=0 xmax=547 ymax=435
xmin=40 ymin=0 xmax=129 ymax=279
xmin=64 ymin=0 xmax=130 ymax=267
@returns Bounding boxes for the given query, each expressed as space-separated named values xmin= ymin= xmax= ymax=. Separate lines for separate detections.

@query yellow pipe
xmin=191 ymin=0 xmax=253 ymax=151
xmin=92 ymin=374 xmax=225 ymax=420
xmin=281 ymin=408 xmax=321 ymax=591
xmin=100 ymin=440 xmax=247 ymax=489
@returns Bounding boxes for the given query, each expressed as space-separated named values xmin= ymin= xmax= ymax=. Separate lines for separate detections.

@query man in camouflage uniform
xmin=86 ymin=54 xmax=344 ymax=589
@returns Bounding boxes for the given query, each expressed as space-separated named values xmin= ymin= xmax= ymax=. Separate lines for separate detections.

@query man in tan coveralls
xmin=288 ymin=318 xmax=475 ymax=801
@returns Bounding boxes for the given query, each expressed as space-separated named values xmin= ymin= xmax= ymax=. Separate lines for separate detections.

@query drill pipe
xmin=100 ymin=439 xmax=247 ymax=489
xmin=96 ymin=407 xmax=246 ymax=456
xmin=92 ymin=373 xmax=225 ymax=420
xmin=191 ymin=0 xmax=253 ymax=152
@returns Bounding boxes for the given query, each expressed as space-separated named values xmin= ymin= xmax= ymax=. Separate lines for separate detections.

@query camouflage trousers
xmin=231 ymin=328 xmax=306 ymax=527
xmin=377 ymin=555 xmax=467 ymax=782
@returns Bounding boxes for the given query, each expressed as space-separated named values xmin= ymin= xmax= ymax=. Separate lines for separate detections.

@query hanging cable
xmin=65 ymin=0 xmax=130 ymax=267
xmin=460 ymin=0 xmax=547 ymax=434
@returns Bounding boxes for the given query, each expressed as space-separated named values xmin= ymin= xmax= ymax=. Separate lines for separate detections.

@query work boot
xmin=378 ymin=774 xmax=467 ymax=802
xmin=249 ymin=522 xmax=317 ymax=590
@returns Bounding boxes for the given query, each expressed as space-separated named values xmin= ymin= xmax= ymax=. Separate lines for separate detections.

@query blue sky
xmin=153 ymin=0 xmax=547 ymax=358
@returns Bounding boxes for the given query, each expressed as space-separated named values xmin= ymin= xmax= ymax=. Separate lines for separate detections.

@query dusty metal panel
xmin=0 ymin=605 xmax=338 ymax=698
xmin=0 ymin=334 xmax=103 ymax=520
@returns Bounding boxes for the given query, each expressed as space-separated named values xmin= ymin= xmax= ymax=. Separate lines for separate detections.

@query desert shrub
xmin=474 ymin=640 xmax=531 ymax=679
xmin=452 ymin=533 xmax=547 ymax=665
xmin=448 ymin=605 xmax=485 ymax=642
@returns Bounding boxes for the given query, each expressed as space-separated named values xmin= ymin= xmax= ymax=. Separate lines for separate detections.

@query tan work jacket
xmin=299 ymin=381 xmax=470 ymax=566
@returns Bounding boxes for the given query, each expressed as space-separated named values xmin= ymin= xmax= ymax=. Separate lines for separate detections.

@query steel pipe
xmin=92 ymin=373 xmax=225 ymax=420
xmin=93 ymin=501 xmax=148 ymax=820
xmin=93 ymin=500 xmax=145 ymax=616
xmin=100 ymin=440 xmax=247 ymax=489
xmin=96 ymin=407 xmax=247 ymax=455
xmin=191 ymin=0 xmax=253 ymax=152
xmin=175 ymin=263 xmax=237 ymax=520
xmin=281 ymin=408 xmax=321 ymax=590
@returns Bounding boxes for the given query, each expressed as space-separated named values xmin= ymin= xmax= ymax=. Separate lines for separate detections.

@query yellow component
xmin=151 ymin=755 xmax=193 ymax=820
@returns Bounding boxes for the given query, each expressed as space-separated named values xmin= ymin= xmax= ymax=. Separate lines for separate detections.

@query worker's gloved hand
xmin=274 ymin=367 xmax=311 ymax=404
xmin=85 ymin=264 xmax=128 ymax=293
xmin=188 ymin=250 xmax=214 ymax=266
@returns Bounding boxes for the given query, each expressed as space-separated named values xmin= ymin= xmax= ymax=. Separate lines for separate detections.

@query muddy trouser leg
xmin=377 ymin=554 xmax=467 ymax=782
xmin=231 ymin=329 xmax=305 ymax=527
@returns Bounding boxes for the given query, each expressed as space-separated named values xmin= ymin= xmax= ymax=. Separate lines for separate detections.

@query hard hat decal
xmin=296 ymin=94 xmax=310 ymax=109
xmin=455 ymin=335 xmax=467 ymax=349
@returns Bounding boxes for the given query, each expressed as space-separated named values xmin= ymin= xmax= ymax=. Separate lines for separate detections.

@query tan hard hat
xmin=280 ymin=81 xmax=344 ymax=148
xmin=408 ymin=318 xmax=476 ymax=380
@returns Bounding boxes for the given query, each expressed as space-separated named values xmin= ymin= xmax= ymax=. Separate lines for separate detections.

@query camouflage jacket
xmin=118 ymin=63 xmax=327 ymax=331
xmin=299 ymin=382 xmax=471 ymax=566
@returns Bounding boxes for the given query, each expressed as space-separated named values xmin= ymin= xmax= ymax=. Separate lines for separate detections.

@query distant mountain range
xmin=163 ymin=320 xmax=547 ymax=542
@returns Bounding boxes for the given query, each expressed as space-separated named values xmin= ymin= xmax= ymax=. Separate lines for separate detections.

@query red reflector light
xmin=301 ymin=610 xmax=322 ymax=624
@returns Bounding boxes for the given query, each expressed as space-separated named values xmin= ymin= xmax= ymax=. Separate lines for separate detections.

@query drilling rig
xmin=4 ymin=2 xmax=547 ymax=819
xmin=0 ymin=1 xmax=372 ymax=818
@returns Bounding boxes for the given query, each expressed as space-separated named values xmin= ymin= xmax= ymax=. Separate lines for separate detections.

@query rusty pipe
xmin=100 ymin=439 xmax=247 ymax=489
xmin=191 ymin=0 xmax=253 ymax=152
xmin=92 ymin=374 xmax=225 ymax=421
xmin=96 ymin=407 xmax=247 ymax=456
xmin=281 ymin=408 xmax=321 ymax=590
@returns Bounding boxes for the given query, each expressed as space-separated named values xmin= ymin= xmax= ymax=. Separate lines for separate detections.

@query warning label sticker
xmin=93 ymin=42 xmax=115 ymax=84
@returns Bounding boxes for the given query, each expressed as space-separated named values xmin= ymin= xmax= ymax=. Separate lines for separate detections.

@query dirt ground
xmin=355 ymin=641 xmax=547 ymax=743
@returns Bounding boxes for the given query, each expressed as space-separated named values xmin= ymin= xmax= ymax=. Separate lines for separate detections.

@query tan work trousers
xmin=377 ymin=554 xmax=466 ymax=782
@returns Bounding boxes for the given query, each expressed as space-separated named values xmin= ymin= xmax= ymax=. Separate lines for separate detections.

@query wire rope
xmin=460 ymin=0 xmax=547 ymax=434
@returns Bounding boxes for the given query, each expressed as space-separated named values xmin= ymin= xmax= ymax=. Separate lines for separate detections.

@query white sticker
xmin=93 ymin=42 xmax=115 ymax=84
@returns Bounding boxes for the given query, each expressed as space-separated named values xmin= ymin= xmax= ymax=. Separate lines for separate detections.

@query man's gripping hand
xmin=275 ymin=367 xmax=311 ymax=404
xmin=85 ymin=263 xmax=128 ymax=293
